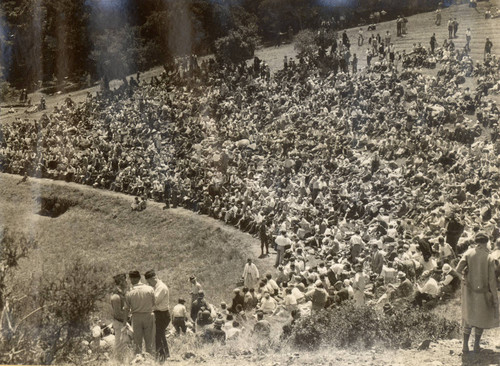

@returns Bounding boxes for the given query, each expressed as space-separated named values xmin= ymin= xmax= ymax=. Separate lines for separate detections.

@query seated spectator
xmin=413 ymin=270 xmax=441 ymax=306
xmin=201 ymin=319 xmax=226 ymax=344
xmin=253 ymin=312 xmax=271 ymax=338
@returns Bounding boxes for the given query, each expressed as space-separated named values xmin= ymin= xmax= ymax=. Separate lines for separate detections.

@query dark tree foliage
xmin=0 ymin=0 xmax=442 ymax=89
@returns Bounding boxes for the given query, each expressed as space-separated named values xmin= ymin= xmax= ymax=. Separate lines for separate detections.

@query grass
xmin=0 ymin=173 xmax=274 ymax=321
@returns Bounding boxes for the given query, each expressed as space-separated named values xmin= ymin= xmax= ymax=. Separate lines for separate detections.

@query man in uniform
xmin=456 ymin=232 xmax=499 ymax=354
xmin=145 ymin=270 xmax=170 ymax=362
xmin=125 ymin=270 xmax=155 ymax=355
xmin=110 ymin=273 xmax=129 ymax=360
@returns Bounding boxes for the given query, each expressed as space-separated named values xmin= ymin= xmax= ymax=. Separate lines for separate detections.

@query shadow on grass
xmin=461 ymin=348 xmax=500 ymax=365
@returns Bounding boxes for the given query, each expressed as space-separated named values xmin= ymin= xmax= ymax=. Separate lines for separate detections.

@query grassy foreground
xmin=0 ymin=173 xmax=273 ymax=319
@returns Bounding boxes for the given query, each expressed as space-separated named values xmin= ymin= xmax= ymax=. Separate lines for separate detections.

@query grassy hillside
xmin=0 ymin=173 xmax=274 ymax=319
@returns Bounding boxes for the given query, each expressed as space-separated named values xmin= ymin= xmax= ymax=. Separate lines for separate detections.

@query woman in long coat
xmin=456 ymin=231 xmax=499 ymax=353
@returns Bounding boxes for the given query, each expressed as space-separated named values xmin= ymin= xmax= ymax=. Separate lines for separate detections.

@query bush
xmin=294 ymin=28 xmax=337 ymax=58
xmin=214 ymin=24 xmax=259 ymax=65
xmin=288 ymin=302 xmax=460 ymax=350
xmin=0 ymin=257 xmax=110 ymax=365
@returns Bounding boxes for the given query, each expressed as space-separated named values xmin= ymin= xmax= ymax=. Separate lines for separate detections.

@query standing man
xmin=430 ymin=33 xmax=437 ymax=54
xmin=242 ymin=258 xmax=260 ymax=289
xmin=465 ymin=28 xmax=471 ymax=52
xmin=358 ymin=28 xmax=364 ymax=46
xmin=371 ymin=243 xmax=385 ymax=275
xmin=275 ymin=229 xmax=291 ymax=267
xmin=484 ymin=38 xmax=493 ymax=61
xmin=189 ymin=275 xmax=202 ymax=304
xmin=125 ymin=270 xmax=155 ymax=356
xmin=110 ymin=273 xmax=129 ymax=361
xmin=448 ymin=18 xmax=454 ymax=39
xmin=456 ymin=232 xmax=499 ymax=354
xmin=145 ymin=270 xmax=170 ymax=362
xmin=453 ymin=18 xmax=459 ymax=38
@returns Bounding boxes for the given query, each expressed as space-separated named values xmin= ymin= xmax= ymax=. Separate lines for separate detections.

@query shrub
xmin=0 ymin=257 xmax=110 ymax=365
xmin=294 ymin=28 xmax=337 ymax=58
xmin=288 ymin=302 xmax=460 ymax=350
xmin=214 ymin=24 xmax=259 ymax=65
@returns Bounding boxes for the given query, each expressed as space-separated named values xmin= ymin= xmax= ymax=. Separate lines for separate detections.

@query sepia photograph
xmin=0 ymin=0 xmax=500 ymax=365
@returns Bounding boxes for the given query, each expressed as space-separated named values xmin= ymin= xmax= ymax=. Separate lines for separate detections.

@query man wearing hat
xmin=306 ymin=280 xmax=329 ymax=312
xmin=110 ymin=273 xmax=128 ymax=360
xmin=171 ymin=299 xmax=188 ymax=334
xmin=201 ymin=318 xmax=226 ymax=344
xmin=125 ymin=270 xmax=155 ymax=355
xmin=145 ymin=270 xmax=170 ymax=362
xmin=440 ymin=263 xmax=460 ymax=296
xmin=456 ymin=231 xmax=499 ymax=354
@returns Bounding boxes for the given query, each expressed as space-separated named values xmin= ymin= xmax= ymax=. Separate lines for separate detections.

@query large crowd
xmin=2 ymin=14 xmax=500 ymax=361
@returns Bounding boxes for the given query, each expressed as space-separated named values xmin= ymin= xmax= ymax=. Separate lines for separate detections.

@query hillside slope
xmin=0 ymin=173 xmax=274 ymax=314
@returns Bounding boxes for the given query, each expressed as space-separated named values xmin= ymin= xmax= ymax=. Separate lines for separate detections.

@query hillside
xmin=256 ymin=0 xmax=500 ymax=72
xmin=1 ymin=2 xmax=500 ymax=365
xmin=0 ymin=172 xmax=274 ymax=315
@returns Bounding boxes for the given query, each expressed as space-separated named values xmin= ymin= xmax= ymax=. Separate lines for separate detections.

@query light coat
xmin=456 ymin=245 xmax=499 ymax=329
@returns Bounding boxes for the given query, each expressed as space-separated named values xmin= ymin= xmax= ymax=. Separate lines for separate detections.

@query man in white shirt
xmin=145 ymin=270 xmax=170 ymax=361
xmin=275 ymin=230 xmax=292 ymax=267
xmin=171 ymin=298 xmax=188 ymax=334
xmin=413 ymin=270 xmax=440 ymax=306
xmin=259 ymin=292 xmax=277 ymax=314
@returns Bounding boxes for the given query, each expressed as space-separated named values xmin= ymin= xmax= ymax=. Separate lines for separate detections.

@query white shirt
xmin=153 ymin=280 xmax=170 ymax=312
xmin=275 ymin=235 xmax=292 ymax=248
xmin=172 ymin=303 xmax=187 ymax=318
xmin=419 ymin=278 xmax=439 ymax=296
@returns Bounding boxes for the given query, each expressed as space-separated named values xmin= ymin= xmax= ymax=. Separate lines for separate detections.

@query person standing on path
xmin=125 ymin=270 xmax=155 ymax=356
xmin=435 ymin=9 xmax=442 ymax=26
xmin=465 ymin=28 xmax=471 ymax=52
xmin=448 ymin=18 xmax=454 ymax=39
xmin=145 ymin=270 xmax=170 ymax=362
xmin=455 ymin=232 xmax=499 ymax=354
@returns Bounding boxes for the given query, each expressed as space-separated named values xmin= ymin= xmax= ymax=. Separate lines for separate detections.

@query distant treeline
xmin=0 ymin=0 xmax=450 ymax=90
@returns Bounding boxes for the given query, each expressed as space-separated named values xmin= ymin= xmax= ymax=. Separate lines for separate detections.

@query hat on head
xmin=315 ymin=280 xmax=323 ymax=287
xmin=397 ymin=271 xmax=406 ymax=279
xmin=178 ymin=298 xmax=186 ymax=304
xmin=214 ymin=319 xmax=224 ymax=327
xmin=475 ymin=231 xmax=489 ymax=244
xmin=128 ymin=270 xmax=140 ymax=279
xmin=442 ymin=264 xmax=452 ymax=274
xmin=198 ymin=290 xmax=205 ymax=297
xmin=189 ymin=275 xmax=196 ymax=281
xmin=144 ymin=270 xmax=156 ymax=279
